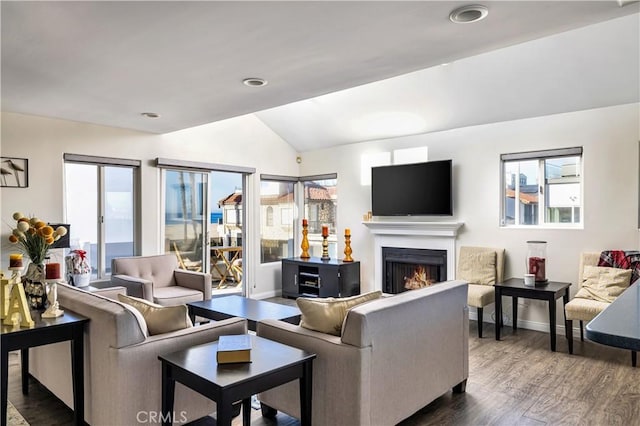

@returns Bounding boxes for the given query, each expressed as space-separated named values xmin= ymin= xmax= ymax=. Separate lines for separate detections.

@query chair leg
xmin=477 ymin=307 xmax=483 ymax=338
xmin=567 ymin=320 xmax=574 ymax=354
xmin=632 ymin=351 xmax=637 ymax=368
xmin=580 ymin=320 xmax=584 ymax=341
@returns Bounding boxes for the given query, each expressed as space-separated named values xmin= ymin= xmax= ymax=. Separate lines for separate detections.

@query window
xmin=302 ymin=175 xmax=338 ymax=259
xmin=260 ymin=178 xmax=295 ymax=263
xmin=64 ymin=154 xmax=140 ymax=279
xmin=501 ymin=147 xmax=583 ymax=227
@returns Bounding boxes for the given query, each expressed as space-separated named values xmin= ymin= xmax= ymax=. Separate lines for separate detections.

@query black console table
xmin=281 ymin=257 xmax=360 ymax=298
xmin=1 ymin=310 xmax=88 ymax=426
xmin=586 ymin=282 xmax=639 ymax=367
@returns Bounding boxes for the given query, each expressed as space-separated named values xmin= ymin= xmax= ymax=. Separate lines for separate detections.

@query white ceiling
xmin=2 ymin=1 xmax=639 ymax=152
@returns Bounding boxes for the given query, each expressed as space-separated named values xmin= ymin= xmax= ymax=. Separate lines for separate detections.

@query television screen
xmin=371 ymin=160 xmax=452 ymax=216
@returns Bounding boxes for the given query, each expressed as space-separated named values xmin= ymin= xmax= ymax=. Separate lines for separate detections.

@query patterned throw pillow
xmin=297 ymin=291 xmax=383 ymax=336
xmin=117 ymin=294 xmax=193 ymax=335
xmin=575 ymin=266 xmax=632 ymax=303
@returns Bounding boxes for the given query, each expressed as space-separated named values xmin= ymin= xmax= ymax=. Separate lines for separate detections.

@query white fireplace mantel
xmin=363 ymin=220 xmax=464 ymax=291
xmin=362 ymin=221 xmax=464 ymax=237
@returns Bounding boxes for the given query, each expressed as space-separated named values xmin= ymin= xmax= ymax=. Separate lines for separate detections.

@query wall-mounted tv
xmin=371 ymin=160 xmax=452 ymax=216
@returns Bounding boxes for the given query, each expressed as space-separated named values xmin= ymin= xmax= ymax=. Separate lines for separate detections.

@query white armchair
xmin=110 ymin=254 xmax=211 ymax=306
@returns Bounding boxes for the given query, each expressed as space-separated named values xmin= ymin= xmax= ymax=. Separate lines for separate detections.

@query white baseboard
xmin=250 ymin=289 xmax=281 ymax=300
xmin=469 ymin=308 xmax=578 ymax=335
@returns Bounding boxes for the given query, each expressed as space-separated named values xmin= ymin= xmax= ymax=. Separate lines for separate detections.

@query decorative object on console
xmin=300 ymin=219 xmax=310 ymax=259
xmin=42 ymin=262 xmax=64 ymax=318
xmin=524 ymin=273 xmax=535 ymax=286
xmin=321 ymin=225 xmax=330 ymax=260
xmin=343 ymin=228 xmax=353 ymax=262
xmin=526 ymin=240 xmax=547 ymax=282
xmin=9 ymin=253 xmax=23 ymax=268
xmin=66 ymin=249 xmax=91 ymax=287
xmin=7 ymin=212 xmax=68 ymax=309
xmin=2 ymin=267 xmax=34 ymax=327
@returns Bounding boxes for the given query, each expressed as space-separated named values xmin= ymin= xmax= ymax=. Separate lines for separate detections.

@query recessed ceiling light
xmin=243 ymin=77 xmax=268 ymax=87
xmin=449 ymin=4 xmax=489 ymax=24
xmin=141 ymin=112 xmax=160 ymax=118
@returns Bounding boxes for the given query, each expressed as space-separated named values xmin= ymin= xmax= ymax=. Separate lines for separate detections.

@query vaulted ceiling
xmin=2 ymin=1 xmax=639 ymax=152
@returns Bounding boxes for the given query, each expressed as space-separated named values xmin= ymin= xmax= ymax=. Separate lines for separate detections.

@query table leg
xmin=216 ymin=395 xmax=233 ymax=426
xmin=71 ymin=324 xmax=85 ymax=426
xmin=161 ymin=362 xmax=175 ymax=426
xmin=188 ymin=306 xmax=196 ymax=324
xmin=21 ymin=348 xmax=28 ymax=395
xmin=548 ymin=297 xmax=557 ymax=352
xmin=512 ymin=296 xmax=518 ymax=330
xmin=1 ymin=348 xmax=8 ymax=426
xmin=300 ymin=359 xmax=314 ymax=426
xmin=495 ymin=289 xmax=502 ymax=341
xmin=242 ymin=398 xmax=251 ymax=426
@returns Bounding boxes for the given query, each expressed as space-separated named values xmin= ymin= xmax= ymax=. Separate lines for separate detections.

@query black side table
xmin=159 ymin=335 xmax=316 ymax=426
xmin=1 ymin=309 xmax=88 ymax=426
xmin=494 ymin=278 xmax=571 ymax=352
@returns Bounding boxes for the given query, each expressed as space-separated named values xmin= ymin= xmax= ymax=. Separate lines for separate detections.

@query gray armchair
xmin=110 ymin=254 xmax=211 ymax=305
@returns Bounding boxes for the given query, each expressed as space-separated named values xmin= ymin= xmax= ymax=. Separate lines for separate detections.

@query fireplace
xmin=382 ymin=247 xmax=447 ymax=294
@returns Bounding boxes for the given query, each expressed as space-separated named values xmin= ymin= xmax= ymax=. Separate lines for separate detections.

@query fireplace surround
xmin=363 ymin=221 xmax=464 ymax=292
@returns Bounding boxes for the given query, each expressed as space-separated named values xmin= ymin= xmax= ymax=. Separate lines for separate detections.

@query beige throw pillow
xmin=117 ymin=294 xmax=193 ymax=335
xmin=575 ymin=266 xmax=632 ymax=303
xmin=457 ymin=248 xmax=497 ymax=285
xmin=297 ymin=291 xmax=382 ymax=336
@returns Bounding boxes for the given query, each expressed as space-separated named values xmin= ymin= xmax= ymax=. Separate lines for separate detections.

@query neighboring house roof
xmin=219 ymin=191 xmax=242 ymax=206
xmin=305 ymin=185 xmax=332 ymax=201
xmin=506 ymin=188 xmax=538 ymax=205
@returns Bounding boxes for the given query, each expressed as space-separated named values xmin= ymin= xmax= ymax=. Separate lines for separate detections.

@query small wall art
xmin=0 ymin=157 xmax=28 ymax=188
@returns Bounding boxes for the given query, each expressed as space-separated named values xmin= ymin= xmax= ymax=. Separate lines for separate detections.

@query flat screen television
xmin=371 ymin=160 xmax=452 ymax=216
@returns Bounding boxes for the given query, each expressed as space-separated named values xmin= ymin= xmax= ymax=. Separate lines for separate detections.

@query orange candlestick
xmin=345 ymin=228 xmax=351 ymax=236
xmin=322 ymin=225 xmax=329 ymax=237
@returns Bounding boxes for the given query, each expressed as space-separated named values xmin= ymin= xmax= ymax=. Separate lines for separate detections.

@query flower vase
xmin=22 ymin=263 xmax=48 ymax=310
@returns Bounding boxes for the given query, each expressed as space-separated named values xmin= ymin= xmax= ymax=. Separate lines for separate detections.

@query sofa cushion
xmin=297 ymin=291 xmax=382 ymax=336
xmin=118 ymin=294 xmax=193 ymax=335
xmin=565 ymin=297 xmax=611 ymax=322
xmin=467 ymin=283 xmax=495 ymax=308
xmin=153 ymin=286 xmax=204 ymax=306
xmin=457 ymin=247 xmax=497 ymax=285
xmin=575 ymin=265 xmax=632 ymax=303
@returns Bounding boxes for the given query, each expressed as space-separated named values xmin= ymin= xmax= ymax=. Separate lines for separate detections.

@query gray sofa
xmin=28 ymin=283 xmax=247 ymax=425
xmin=257 ymin=279 xmax=469 ymax=426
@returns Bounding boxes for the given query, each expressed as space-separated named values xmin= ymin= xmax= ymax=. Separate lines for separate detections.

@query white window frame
xmin=63 ymin=153 xmax=141 ymax=279
xmin=500 ymin=147 xmax=583 ymax=228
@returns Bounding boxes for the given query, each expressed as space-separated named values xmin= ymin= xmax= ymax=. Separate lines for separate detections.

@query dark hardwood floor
xmin=7 ymin=320 xmax=639 ymax=425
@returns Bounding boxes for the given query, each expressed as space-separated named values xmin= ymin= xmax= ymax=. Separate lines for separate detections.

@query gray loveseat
xmin=257 ymin=279 xmax=469 ymax=426
xmin=28 ymin=283 xmax=247 ymax=425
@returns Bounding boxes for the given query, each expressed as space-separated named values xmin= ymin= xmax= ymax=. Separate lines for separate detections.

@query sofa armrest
xmin=174 ymin=269 xmax=212 ymax=300
xmin=88 ymin=285 xmax=127 ymax=300
xmin=111 ymin=274 xmax=153 ymax=301
xmin=256 ymin=319 xmax=369 ymax=424
xmin=99 ymin=317 xmax=248 ymax=425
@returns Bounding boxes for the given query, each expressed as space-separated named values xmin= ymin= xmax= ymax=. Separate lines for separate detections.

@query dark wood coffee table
xmin=494 ymin=278 xmax=571 ymax=351
xmin=188 ymin=295 xmax=301 ymax=331
xmin=159 ymin=335 xmax=316 ymax=426
xmin=1 ymin=309 xmax=88 ymax=426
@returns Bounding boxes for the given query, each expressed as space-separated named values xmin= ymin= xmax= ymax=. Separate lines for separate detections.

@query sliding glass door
xmin=164 ymin=170 xmax=207 ymax=272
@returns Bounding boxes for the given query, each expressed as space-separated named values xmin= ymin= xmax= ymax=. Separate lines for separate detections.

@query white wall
xmin=298 ymin=103 xmax=640 ymax=331
xmin=2 ymin=103 xmax=639 ymax=329
xmin=0 ymin=111 xmax=299 ymax=296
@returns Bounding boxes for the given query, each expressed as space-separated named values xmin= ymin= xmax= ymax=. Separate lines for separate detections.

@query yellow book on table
xmin=217 ymin=334 xmax=251 ymax=364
